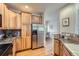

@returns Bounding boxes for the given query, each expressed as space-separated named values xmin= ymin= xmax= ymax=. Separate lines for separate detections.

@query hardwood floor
xmin=16 ymin=37 xmax=54 ymax=56
xmin=16 ymin=48 xmax=48 ymax=56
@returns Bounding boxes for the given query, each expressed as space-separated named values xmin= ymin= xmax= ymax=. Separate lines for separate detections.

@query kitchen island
xmin=54 ymin=35 xmax=79 ymax=56
xmin=60 ymin=38 xmax=79 ymax=56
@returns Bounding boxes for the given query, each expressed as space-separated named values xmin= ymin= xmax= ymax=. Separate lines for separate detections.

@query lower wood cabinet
xmin=59 ymin=41 xmax=64 ymax=56
xmin=15 ymin=37 xmax=23 ymax=51
xmin=54 ymin=39 xmax=60 ymax=56
xmin=63 ymin=46 xmax=71 ymax=56
xmin=26 ymin=36 xmax=31 ymax=49
xmin=54 ymin=39 xmax=72 ymax=56
xmin=15 ymin=37 xmax=31 ymax=52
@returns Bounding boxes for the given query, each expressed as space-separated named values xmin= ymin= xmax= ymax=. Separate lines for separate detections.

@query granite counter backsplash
xmin=0 ymin=29 xmax=21 ymax=39
xmin=54 ymin=33 xmax=79 ymax=43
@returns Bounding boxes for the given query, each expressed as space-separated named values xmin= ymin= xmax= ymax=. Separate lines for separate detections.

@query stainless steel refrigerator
xmin=31 ymin=24 xmax=44 ymax=49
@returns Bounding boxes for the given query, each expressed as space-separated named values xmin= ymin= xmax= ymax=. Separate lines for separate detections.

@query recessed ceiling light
xmin=25 ymin=5 xmax=29 ymax=8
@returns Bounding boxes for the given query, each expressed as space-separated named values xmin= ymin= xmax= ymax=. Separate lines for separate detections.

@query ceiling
xmin=6 ymin=3 xmax=67 ymax=14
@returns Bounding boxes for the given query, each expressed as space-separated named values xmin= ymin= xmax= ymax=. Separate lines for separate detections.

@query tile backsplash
xmin=54 ymin=32 xmax=79 ymax=42
xmin=60 ymin=32 xmax=79 ymax=42
xmin=0 ymin=29 xmax=21 ymax=38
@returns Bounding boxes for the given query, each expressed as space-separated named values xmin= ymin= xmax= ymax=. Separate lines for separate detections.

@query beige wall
xmin=60 ymin=4 xmax=76 ymax=33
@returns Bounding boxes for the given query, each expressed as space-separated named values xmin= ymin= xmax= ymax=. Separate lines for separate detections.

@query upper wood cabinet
xmin=16 ymin=14 xmax=21 ymax=29
xmin=32 ymin=15 xmax=42 ymax=24
xmin=0 ymin=4 xmax=5 ymax=29
xmin=4 ymin=5 xmax=10 ymax=29
xmin=21 ymin=13 xmax=31 ymax=25
xmin=8 ymin=10 xmax=17 ymax=29
xmin=21 ymin=12 xmax=31 ymax=37
xmin=4 ymin=5 xmax=17 ymax=29
xmin=5 ymin=9 xmax=21 ymax=29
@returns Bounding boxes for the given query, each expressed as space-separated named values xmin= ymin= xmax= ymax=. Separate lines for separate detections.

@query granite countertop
xmin=60 ymin=38 xmax=79 ymax=56
xmin=0 ymin=37 xmax=17 ymax=45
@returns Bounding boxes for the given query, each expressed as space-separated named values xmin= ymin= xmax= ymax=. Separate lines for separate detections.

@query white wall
xmin=74 ymin=4 xmax=79 ymax=34
xmin=44 ymin=8 xmax=60 ymax=35
xmin=60 ymin=4 xmax=76 ymax=33
xmin=43 ymin=5 xmax=60 ymax=54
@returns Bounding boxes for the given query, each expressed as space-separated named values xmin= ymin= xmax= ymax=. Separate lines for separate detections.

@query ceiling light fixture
xmin=25 ymin=5 xmax=29 ymax=8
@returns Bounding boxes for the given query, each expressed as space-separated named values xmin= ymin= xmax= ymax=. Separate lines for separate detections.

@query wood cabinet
xmin=26 ymin=36 xmax=31 ymax=49
xmin=15 ymin=37 xmax=23 ymax=51
xmin=14 ymin=12 xmax=32 ymax=52
xmin=15 ymin=12 xmax=32 ymax=52
xmin=12 ymin=39 xmax=16 ymax=56
xmin=54 ymin=39 xmax=60 ymax=56
xmin=32 ymin=15 xmax=42 ymax=24
xmin=0 ymin=4 xmax=2 ymax=28
xmin=21 ymin=12 xmax=31 ymax=49
xmin=8 ymin=10 xmax=17 ymax=29
xmin=4 ymin=6 xmax=10 ymax=29
xmin=21 ymin=37 xmax=31 ymax=50
xmin=63 ymin=46 xmax=71 ymax=56
xmin=54 ymin=39 xmax=72 ymax=56
xmin=16 ymin=14 xmax=21 ymax=29
xmin=21 ymin=13 xmax=31 ymax=24
xmin=59 ymin=41 xmax=63 ymax=56
xmin=0 ymin=4 xmax=5 ymax=29
xmin=21 ymin=13 xmax=31 ymax=37
xmin=4 ymin=6 xmax=17 ymax=29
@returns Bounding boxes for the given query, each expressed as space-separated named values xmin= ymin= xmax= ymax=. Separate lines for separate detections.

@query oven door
xmin=0 ymin=43 xmax=12 ymax=56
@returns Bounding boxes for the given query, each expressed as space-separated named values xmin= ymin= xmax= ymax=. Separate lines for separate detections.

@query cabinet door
xmin=26 ymin=36 xmax=31 ymax=49
xmin=21 ymin=13 xmax=31 ymax=50
xmin=32 ymin=15 xmax=40 ymax=24
xmin=0 ymin=4 xmax=2 ymax=14
xmin=0 ymin=4 xmax=5 ymax=29
xmin=54 ymin=39 xmax=60 ymax=56
xmin=39 ymin=16 xmax=43 ymax=24
xmin=15 ymin=37 xmax=23 ymax=51
xmin=21 ymin=25 xmax=27 ymax=37
xmin=4 ymin=6 xmax=10 ymax=29
xmin=21 ymin=13 xmax=31 ymax=24
xmin=20 ymin=37 xmax=31 ymax=50
xmin=21 ymin=13 xmax=31 ymax=37
xmin=60 ymin=41 xmax=63 ymax=56
xmin=21 ymin=25 xmax=31 ymax=49
xmin=63 ymin=46 xmax=71 ymax=56
xmin=16 ymin=14 xmax=21 ymax=29
xmin=8 ymin=10 xmax=17 ymax=29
